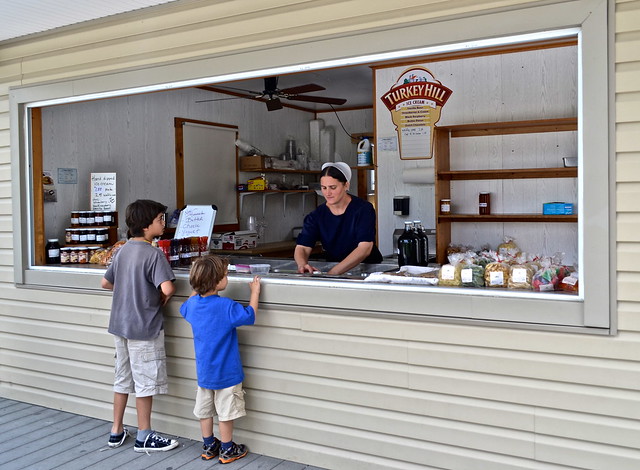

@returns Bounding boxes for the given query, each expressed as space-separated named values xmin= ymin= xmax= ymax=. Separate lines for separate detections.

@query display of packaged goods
xmin=222 ymin=231 xmax=258 ymax=250
xmin=484 ymin=262 xmax=510 ymax=288
xmin=508 ymin=264 xmax=534 ymax=290
xmin=461 ymin=264 xmax=485 ymax=287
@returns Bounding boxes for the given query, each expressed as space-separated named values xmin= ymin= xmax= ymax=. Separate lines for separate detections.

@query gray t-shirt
xmin=104 ymin=240 xmax=175 ymax=340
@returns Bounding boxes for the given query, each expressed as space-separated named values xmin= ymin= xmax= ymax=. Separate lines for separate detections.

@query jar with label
xmin=103 ymin=211 xmax=114 ymax=226
xmin=86 ymin=229 xmax=97 ymax=243
xmin=65 ymin=228 xmax=74 ymax=245
xmin=96 ymin=228 xmax=108 ymax=244
xmin=70 ymin=228 xmax=80 ymax=244
xmin=86 ymin=211 xmax=96 ymax=226
xmin=78 ymin=247 xmax=89 ymax=264
xmin=45 ymin=239 xmax=61 ymax=264
xmin=69 ymin=248 xmax=79 ymax=264
xmin=70 ymin=211 xmax=80 ymax=227
xmin=479 ymin=192 xmax=491 ymax=215
xmin=78 ymin=229 xmax=88 ymax=244
xmin=78 ymin=211 xmax=88 ymax=226
xmin=440 ymin=199 xmax=451 ymax=215
xmin=94 ymin=211 xmax=104 ymax=225
xmin=60 ymin=247 xmax=71 ymax=264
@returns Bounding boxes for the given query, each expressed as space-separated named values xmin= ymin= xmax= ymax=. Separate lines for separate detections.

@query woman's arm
xmin=294 ymin=245 xmax=319 ymax=273
xmin=327 ymin=241 xmax=373 ymax=275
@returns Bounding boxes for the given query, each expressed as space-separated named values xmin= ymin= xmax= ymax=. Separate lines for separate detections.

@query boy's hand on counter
xmin=249 ymin=276 xmax=261 ymax=295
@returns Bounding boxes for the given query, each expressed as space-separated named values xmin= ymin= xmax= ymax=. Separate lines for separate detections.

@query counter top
xmin=210 ymin=240 xmax=321 ymax=258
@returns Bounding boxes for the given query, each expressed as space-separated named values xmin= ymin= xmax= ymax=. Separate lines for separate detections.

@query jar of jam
xmin=45 ymin=239 xmax=61 ymax=264
xmin=86 ymin=229 xmax=97 ymax=243
xmin=70 ymin=228 xmax=80 ymax=244
xmin=104 ymin=211 xmax=115 ymax=226
xmin=96 ymin=228 xmax=108 ymax=244
xmin=69 ymin=247 xmax=79 ymax=264
xmin=70 ymin=210 xmax=80 ymax=226
xmin=479 ymin=192 xmax=491 ymax=215
xmin=78 ymin=211 xmax=88 ymax=226
xmin=86 ymin=211 xmax=96 ymax=226
xmin=78 ymin=229 xmax=88 ymax=244
xmin=65 ymin=228 xmax=73 ymax=244
xmin=78 ymin=247 xmax=89 ymax=264
xmin=60 ymin=247 xmax=71 ymax=264
xmin=440 ymin=199 xmax=451 ymax=215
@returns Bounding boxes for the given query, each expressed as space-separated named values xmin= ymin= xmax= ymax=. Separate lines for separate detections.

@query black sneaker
xmin=108 ymin=427 xmax=130 ymax=448
xmin=219 ymin=442 xmax=248 ymax=464
xmin=134 ymin=431 xmax=179 ymax=453
xmin=201 ymin=437 xmax=221 ymax=460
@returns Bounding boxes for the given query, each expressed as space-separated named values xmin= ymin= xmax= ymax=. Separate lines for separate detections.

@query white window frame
xmin=9 ymin=0 xmax=613 ymax=333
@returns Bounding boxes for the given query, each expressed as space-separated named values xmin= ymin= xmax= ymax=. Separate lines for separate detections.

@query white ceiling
xmin=0 ymin=0 xmax=181 ymax=43
xmin=0 ymin=0 xmax=373 ymax=109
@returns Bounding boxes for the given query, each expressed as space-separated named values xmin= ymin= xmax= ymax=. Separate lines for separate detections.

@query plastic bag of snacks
xmin=508 ymin=253 xmax=534 ymax=290
xmin=484 ymin=258 xmax=510 ymax=288
xmin=460 ymin=255 xmax=485 ymax=288
xmin=497 ymin=236 xmax=519 ymax=257
xmin=438 ymin=252 xmax=464 ymax=286
xmin=560 ymin=271 xmax=579 ymax=292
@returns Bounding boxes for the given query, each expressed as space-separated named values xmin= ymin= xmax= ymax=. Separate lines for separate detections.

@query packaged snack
xmin=532 ymin=258 xmax=558 ymax=291
xmin=508 ymin=254 xmax=534 ymax=290
xmin=484 ymin=261 xmax=510 ymax=288
xmin=438 ymin=253 xmax=464 ymax=286
xmin=497 ymin=236 xmax=519 ymax=256
xmin=560 ymin=271 xmax=579 ymax=292
xmin=461 ymin=263 xmax=485 ymax=287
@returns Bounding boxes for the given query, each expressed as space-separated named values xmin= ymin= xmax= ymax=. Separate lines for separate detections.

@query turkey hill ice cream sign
xmin=381 ymin=67 xmax=452 ymax=159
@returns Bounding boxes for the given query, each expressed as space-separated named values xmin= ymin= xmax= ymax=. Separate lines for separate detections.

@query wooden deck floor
xmin=0 ymin=397 xmax=326 ymax=470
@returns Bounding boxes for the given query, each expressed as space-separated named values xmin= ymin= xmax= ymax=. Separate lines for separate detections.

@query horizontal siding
xmin=0 ymin=1 xmax=639 ymax=469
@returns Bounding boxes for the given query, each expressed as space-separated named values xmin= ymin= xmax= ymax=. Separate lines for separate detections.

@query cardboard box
xmin=222 ymin=231 xmax=258 ymax=250
xmin=210 ymin=233 xmax=224 ymax=250
xmin=247 ymin=177 xmax=267 ymax=191
xmin=543 ymin=202 xmax=574 ymax=215
xmin=239 ymin=155 xmax=267 ymax=171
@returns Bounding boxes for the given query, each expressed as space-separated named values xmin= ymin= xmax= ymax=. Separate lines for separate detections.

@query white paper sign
xmin=90 ymin=173 xmax=117 ymax=211
xmin=174 ymin=205 xmax=217 ymax=240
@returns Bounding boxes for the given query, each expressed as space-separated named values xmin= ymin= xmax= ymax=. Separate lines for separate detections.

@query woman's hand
xmin=297 ymin=263 xmax=318 ymax=274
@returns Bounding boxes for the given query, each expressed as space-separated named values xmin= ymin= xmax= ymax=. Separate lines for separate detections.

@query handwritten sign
xmin=90 ymin=173 xmax=117 ymax=211
xmin=174 ymin=205 xmax=217 ymax=239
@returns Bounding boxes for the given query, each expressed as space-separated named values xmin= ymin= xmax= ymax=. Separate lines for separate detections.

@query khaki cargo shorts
xmin=113 ymin=331 xmax=168 ymax=397
xmin=193 ymin=383 xmax=246 ymax=422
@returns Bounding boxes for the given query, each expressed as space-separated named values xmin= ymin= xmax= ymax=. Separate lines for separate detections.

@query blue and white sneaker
xmin=134 ymin=431 xmax=179 ymax=453
xmin=108 ymin=427 xmax=130 ymax=448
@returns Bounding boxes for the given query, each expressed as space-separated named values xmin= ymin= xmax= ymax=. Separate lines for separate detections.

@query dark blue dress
xmin=296 ymin=195 xmax=383 ymax=264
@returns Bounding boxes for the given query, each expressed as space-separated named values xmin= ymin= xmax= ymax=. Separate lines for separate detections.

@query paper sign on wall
xmin=380 ymin=67 xmax=452 ymax=159
xmin=174 ymin=205 xmax=217 ymax=240
xmin=90 ymin=173 xmax=117 ymax=211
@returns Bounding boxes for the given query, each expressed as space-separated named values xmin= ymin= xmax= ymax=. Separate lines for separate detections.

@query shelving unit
xmin=434 ymin=117 xmax=578 ymax=264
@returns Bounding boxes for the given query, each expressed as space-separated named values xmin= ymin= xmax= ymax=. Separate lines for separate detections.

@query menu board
xmin=174 ymin=205 xmax=217 ymax=239
xmin=90 ymin=173 xmax=117 ymax=211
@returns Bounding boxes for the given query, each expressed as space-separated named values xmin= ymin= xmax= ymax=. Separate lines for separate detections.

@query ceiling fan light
xmin=266 ymin=98 xmax=283 ymax=111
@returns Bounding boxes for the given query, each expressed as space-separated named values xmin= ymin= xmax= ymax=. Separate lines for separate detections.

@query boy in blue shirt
xmin=180 ymin=255 xmax=261 ymax=464
xmin=102 ymin=199 xmax=179 ymax=452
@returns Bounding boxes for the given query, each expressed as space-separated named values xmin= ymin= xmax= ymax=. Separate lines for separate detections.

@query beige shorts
xmin=193 ymin=383 xmax=246 ymax=422
xmin=113 ymin=331 xmax=168 ymax=397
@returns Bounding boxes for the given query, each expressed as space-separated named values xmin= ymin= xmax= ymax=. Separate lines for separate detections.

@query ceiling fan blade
xmin=203 ymin=84 xmax=262 ymax=96
xmin=287 ymin=95 xmax=347 ymax=105
xmin=279 ymin=83 xmax=325 ymax=95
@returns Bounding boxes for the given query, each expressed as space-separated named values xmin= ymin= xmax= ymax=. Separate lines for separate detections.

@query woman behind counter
xmin=295 ymin=162 xmax=383 ymax=275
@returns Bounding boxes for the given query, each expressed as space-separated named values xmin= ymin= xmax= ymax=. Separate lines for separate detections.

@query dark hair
xmin=189 ymin=255 xmax=229 ymax=295
xmin=320 ymin=165 xmax=348 ymax=183
xmin=125 ymin=199 xmax=167 ymax=237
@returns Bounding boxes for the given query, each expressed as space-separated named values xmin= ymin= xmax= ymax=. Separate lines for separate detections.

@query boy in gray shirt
xmin=101 ymin=199 xmax=178 ymax=452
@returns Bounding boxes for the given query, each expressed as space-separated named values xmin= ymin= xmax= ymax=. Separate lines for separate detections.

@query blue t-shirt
xmin=296 ymin=195 xmax=382 ymax=263
xmin=180 ymin=295 xmax=255 ymax=390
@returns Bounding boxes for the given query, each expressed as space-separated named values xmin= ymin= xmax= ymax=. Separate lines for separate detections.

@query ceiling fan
xmin=196 ymin=76 xmax=347 ymax=111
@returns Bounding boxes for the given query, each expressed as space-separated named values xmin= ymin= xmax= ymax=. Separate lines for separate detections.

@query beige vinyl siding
xmin=2 ymin=1 xmax=640 ymax=469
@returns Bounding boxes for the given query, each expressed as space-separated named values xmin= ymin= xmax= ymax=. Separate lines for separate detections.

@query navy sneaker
xmin=219 ymin=442 xmax=248 ymax=464
xmin=108 ymin=427 xmax=129 ymax=448
xmin=134 ymin=431 xmax=179 ymax=453
xmin=201 ymin=437 xmax=221 ymax=460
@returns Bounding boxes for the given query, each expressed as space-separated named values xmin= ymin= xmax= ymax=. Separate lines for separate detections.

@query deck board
xmin=0 ymin=398 xmax=326 ymax=470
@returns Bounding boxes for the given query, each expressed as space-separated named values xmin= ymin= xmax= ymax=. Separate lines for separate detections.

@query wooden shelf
xmin=245 ymin=168 xmax=319 ymax=175
xmin=238 ymin=189 xmax=316 ymax=194
xmin=434 ymin=117 xmax=579 ymax=264
xmin=437 ymin=167 xmax=577 ymax=181
xmin=438 ymin=214 xmax=577 ymax=223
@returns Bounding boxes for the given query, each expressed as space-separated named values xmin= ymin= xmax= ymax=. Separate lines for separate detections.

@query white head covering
xmin=321 ymin=161 xmax=352 ymax=182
